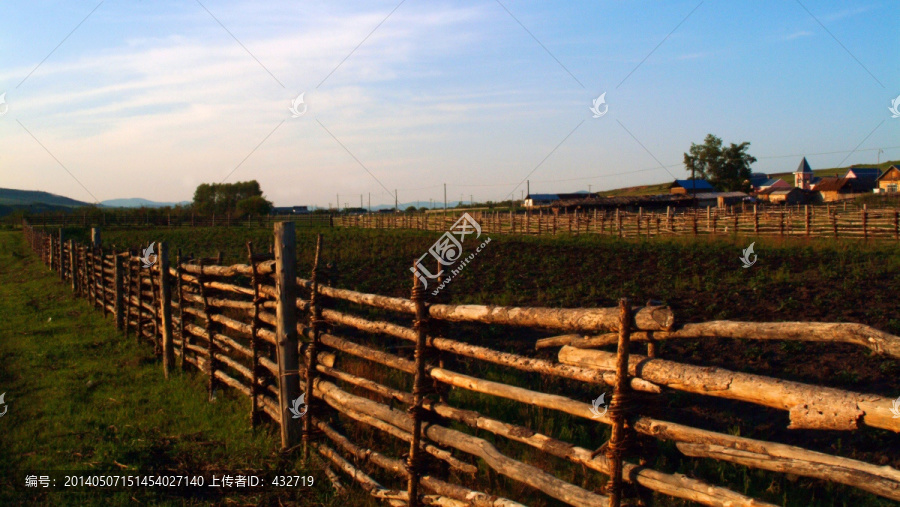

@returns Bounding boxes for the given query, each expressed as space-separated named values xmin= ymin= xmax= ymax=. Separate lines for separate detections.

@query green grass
xmin=0 ymin=231 xmax=368 ymax=506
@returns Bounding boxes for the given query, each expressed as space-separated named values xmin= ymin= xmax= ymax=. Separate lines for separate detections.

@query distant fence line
xmin=21 ymin=223 xmax=900 ymax=506
xmin=19 ymin=201 xmax=900 ymax=241
xmin=334 ymin=204 xmax=900 ymax=240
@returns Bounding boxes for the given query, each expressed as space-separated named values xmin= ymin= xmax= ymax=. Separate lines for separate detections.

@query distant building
xmin=670 ymin=179 xmax=714 ymax=194
xmin=794 ymin=157 xmax=814 ymax=190
xmin=875 ymin=165 xmax=900 ymax=193
xmin=813 ymin=177 xmax=874 ymax=202
xmin=693 ymin=191 xmax=749 ymax=208
xmin=844 ymin=167 xmax=881 ymax=180
xmin=764 ymin=187 xmax=806 ymax=205
xmin=524 ymin=194 xmax=559 ymax=208
xmin=271 ymin=205 xmax=310 ymax=215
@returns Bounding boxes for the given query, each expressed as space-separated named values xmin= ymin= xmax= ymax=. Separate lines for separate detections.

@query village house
xmin=670 ymin=179 xmax=714 ymax=194
xmin=524 ymin=194 xmax=559 ymax=208
xmin=812 ymin=177 xmax=875 ymax=202
xmin=759 ymin=187 xmax=806 ymax=205
xmin=748 ymin=173 xmax=791 ymax=192
xmin=875 ymin=165 xmax=900 ymax=193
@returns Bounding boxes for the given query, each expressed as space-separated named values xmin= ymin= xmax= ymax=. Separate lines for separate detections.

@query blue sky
xmin=1 ymin=1 xmax=898 ymax=207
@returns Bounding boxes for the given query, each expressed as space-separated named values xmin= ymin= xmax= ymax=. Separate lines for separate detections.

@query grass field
xmin=10 ymin=225 xmax=900 ymax=505
xmin=0 ymin=230 xmax=367 ymax=506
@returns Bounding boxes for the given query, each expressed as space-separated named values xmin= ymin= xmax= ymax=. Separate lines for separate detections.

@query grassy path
xmin=0 ymin=231 xmax=357 ymax=506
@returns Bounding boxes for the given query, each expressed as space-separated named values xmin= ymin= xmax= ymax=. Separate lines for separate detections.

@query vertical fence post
xmin=304 ymin=234 xmax=324 ymax=460
xmin=753 ymin=205 xmax=759 ymax=234
xmin=805 ymin=205 xmax=811 ymax=238
xmin=406 ymin=260 xmax=430 ymax=507
xmin=115 ymin=252 xmax=124 ymax=331
xmin=606 ymin=298 xmax=633 ymax=507
xmin=136 ymin=256 xmax=145 ymax=343
xmin=862 ymin=204 xmax=868 ymax=241
xmin=91 ymin=227 xmax=101 ymax=249
xmin=176 ymin=249 xmax=187 ymax=371
xmin=894 ymin=211 xmax=899 ymax=241
xmin=274 ymin=222 xmax=301 ymax=450
xmin=159 ymin=242 xmax=175 ymax=378
xmin=68 ymin=239 xmax=76 ymax=292
xmin=197 ymin=259 xmax=217 ymax=399
xmin=247 ymin=242 xmax=263 ymax=427
xmin=58 ymin=229 xmax=64 ymax=280
xmin=49 ymin=234 xmax=55 ymax=273
xmin=99 ymin=247 xmax=108 ymax=317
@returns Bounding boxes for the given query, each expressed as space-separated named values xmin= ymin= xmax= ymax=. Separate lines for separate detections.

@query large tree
xmin=683 ymin=134 xmax=757 ymax=192
xmin=192 ymin=180 xmax=272 ymax=216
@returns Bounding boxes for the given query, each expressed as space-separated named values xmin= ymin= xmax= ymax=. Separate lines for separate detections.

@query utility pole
xmin=395 ymin=190 xmax=398 ymax=211
xmin=443 ymin=183 xmax=447 ymax=211
xmin=470 ymin=194 xmax=473 ymax=206
xmin=527 ymin=180 xmax=530 ymax=198
xmin=360 ymin=194 xmax=363 ymax=209
xmin=588 ymin=184 xmax=592 ymax=193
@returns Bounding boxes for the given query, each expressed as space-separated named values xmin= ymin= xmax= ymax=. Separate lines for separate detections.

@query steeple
xmin=794 ymin=157 xmax=813 ymax=190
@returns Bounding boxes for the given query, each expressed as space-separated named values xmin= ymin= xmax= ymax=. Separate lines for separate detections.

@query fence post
xmin=58 ymin=229 xmax=65 ymax=280
xmin=805 ymin=205 xmax=811 ymax=237
xmin=862 ymin=204 xmax=868 ymax=241
xmin=159 ymin=242 xmax=175 ymax=378
xmin=176 ymin=250 xmax=187 ymax=371
xmin=895 ymin=211 xmax=899 ymax=241
xmin=114 ymin=252 xmax=124 ymax=331
xmin=68 ymin=239 xmax=76 ymax=292
xmin=91 ymin=227 xmax=101 ymax=249
xmin=246 ymin=242 xmax=263 ymax=426
xmin=274 ymin=222 xmax=301 ymax=450
xmin=753 ymin=205 xmax=759 ymax=234
xmin=49 ymin=234 xmax=55 ymax=273
xmin=606 ymin=298 xmax=634 ymax=507
xmin=406 ymin=260 xmax=431 ymax=507
xmin=99 ymin=247 xmax=108 ymax=317
xmin=304 ymin=234 xmax=324 ymax=460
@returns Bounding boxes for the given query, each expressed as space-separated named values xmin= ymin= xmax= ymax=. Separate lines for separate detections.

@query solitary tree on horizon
xmin=683 ymin=134 xmax=757 ymax=192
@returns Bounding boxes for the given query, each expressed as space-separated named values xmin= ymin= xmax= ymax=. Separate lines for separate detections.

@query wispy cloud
xmin=783 ymin=30 xmax=813 ymax=41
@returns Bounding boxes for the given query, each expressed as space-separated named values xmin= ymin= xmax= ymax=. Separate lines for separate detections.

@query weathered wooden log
xmin=314 ymin=378 xmax=609 ymax=506
xmin=301 ymin=280 xmax=415 ymax=314
xmin=534 ymin=334 xmax=582 ymax=349
xmin=310 ymin=361 xmax=770 ymax=507
xmin=314 ymin=417 xmax=526 ymax=507
xmin=428 ymin=303 xmax=674 ymax=332
xmin=322 ymin=309 xmax=659 ymax=393
xmin=598 ymin=321 xmax=900 ymax=359
xmin=558 ymin=346 xmax=899 ymax=432
xmin=318 ymin=332 xmax=417 ymax=374
xmin=635 ymin=418 xmax=900 ymax=502
xmin=313 ymin=441 xmax=397 ymax=497
xmin=324 ymin=397 xmax=477 ymax=476
xmin=181 ymin=261 xmax=275 ymax=277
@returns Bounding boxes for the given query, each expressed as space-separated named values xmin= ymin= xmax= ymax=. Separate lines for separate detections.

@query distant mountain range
xmin=0 ymin=188 xmax=192 ymax=217
xmin=100 ymin=198 xmax=191 ymax=208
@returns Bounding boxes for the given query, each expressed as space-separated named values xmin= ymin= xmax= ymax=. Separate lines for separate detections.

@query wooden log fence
xmin=20 ymin=223 xmax=900 ymax=506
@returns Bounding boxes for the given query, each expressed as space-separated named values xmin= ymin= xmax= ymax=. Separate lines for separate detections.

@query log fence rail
xmin=20 ymin=223 xmax=900 ymax=507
